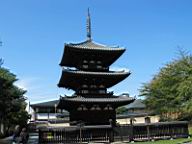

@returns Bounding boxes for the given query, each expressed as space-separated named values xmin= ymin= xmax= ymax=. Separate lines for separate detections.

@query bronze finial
xmin=86 ymin=8 xmax=91 ymax=41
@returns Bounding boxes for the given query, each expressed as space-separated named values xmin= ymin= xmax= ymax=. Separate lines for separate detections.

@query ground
xmin=130 ymin=138 xmax=192 ymax=144
xmin=0 ymin=132 xmax=38 ymax=144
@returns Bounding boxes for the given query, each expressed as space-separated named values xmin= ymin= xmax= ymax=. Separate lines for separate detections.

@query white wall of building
xmin=36 ymin=113 xmax=57 ymax=120
xmin=117 ymin=115 xmax=160 ymax=125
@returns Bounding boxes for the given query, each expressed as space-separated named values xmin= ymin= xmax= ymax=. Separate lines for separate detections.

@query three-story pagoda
xmin=57 ymin=10 xmax=134 ymax=125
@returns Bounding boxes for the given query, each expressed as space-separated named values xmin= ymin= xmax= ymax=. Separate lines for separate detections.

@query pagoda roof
xmin=58 ymin=70 xmax=130 ymax=90
xmin=57 ymin=95 xmax=135 ymax=110
xmin=66 ymin=40 xmax=125 ymax=51
xmin=60 ymin=40 xmax=125 ymax=67
xmin=62 ymin=69 xmax=130 ymax=75
xmin=61 ymin=95 xmax=133 ymax=103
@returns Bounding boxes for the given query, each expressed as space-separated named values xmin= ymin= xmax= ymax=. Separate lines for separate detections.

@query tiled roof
xmin=117 ymin=112 xmax=150 ymax=119
xmin=60 ymin=40 xmax=126 ymax=67
xmin=58 ymin=70 xmax=131 ymax=90
xmin=66 ymin=40 xmax=125 ymax=51
xmin=63 ymin=69 xmax=130 ymax=76
xmin=125 ymin=99 xmax=146 ymax=109
xmin=30 ymin=100 xmax=59 ymax=108
xmin=61 ymin=96 xmax=134 ymax=103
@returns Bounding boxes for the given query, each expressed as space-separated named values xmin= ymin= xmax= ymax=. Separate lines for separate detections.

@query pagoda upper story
xmin=59 ymin=40 xmax=126 ymax=71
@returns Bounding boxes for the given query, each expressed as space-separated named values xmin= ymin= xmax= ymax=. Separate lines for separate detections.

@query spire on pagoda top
xmin=86 ymin=8 xmax=92 ymax=41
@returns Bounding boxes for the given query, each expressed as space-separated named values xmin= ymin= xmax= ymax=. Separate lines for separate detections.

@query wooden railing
xmin=39 ymin=121 xmax=189 ymax=143
xmin=114 ymin=121 xmax=189 ymax=141
xmin=39 ymin=125 xmax=112 ymax=143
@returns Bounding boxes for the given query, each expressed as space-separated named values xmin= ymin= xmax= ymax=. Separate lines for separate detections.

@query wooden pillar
xmin=109 ymin=119 xmax=114 ymax=143
xmin=109 ymin=128 xmax=114 ymax=143
xmin=0 ymin=122 xmax=4 ymax=135
xmin=47 ymin=108 xmax=50 ymax=121
xmin=129 ymin=120 xmax=134 ymax=142
xmin=34 ymin=108 xmax=38 ymax=121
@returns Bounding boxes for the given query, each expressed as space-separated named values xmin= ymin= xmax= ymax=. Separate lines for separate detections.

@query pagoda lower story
xmin=58 ymin=95 xmax=134 ymax=125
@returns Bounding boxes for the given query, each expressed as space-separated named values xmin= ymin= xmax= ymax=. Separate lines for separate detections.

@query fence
xmin=114 ymin=121 xmax=189 ymax=141
xmin=39 ymin=121 xmax=189 ymax=143
xmin=39 ymin=125 xmax=113 ymax=143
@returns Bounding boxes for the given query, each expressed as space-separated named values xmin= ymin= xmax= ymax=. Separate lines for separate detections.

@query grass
xmin=133 ymin=138 xmax=192 ymax=144
xmin=189 ymin=126 xmax=192 ymax=135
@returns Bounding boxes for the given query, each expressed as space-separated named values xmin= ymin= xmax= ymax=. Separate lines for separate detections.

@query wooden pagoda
xmin=57 ymin=10 xmax=134 ymax=125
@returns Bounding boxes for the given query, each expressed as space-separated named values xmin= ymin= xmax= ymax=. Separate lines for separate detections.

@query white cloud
xmin=15 ymin=77 xmax=42 ymax=91
xmin=110 ymin=66 xmax=130 ymax=72
xmin=15 ymin=77 xmax=43 ymax=98
xmin=15 ymin=76 xmax=62 ymax=104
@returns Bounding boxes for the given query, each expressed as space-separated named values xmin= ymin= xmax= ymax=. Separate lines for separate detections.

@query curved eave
xmin=64 ymin=70 xmax=130 ymax=75
xmin=59 ymin=44 xmax=125 ymax=67
xmin=58 ymin=70 xmax=131 ymax=90
xmin=61 ymin=96 xmax=134 ymax=103
xmin=57 ymin=96 xmax=135 ymax=110
xmin=66 ymin=43 xmax=125 ymax=51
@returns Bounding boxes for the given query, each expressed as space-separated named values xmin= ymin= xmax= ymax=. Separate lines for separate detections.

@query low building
xmin=30 ymin=99 xmax=159 ymax=126
xmin=116 ymin=99 xmax=159 ymax=124
xmin=30 ymin=100 xmax=69 ymax=121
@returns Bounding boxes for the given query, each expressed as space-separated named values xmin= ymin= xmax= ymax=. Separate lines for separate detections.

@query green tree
xmin=0 ymin=66 xmax=30 ymax=136
xmin=140 ymin=51 xmax=192 ymax=121
xmin=0 ymin=58 xmax=3 ymax=67
xmin=116 ymin=106 xmax=127 ymax=114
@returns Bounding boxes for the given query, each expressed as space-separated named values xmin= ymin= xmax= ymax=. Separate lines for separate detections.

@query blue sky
xmin=0 ymin=0 xmax=192 ymax=104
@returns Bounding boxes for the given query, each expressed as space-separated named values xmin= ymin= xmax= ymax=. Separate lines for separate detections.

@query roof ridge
xmin=64 ymin=70 xmax=130 ymax=75
xmin=65 ymin=40 xmax=125 ymax=51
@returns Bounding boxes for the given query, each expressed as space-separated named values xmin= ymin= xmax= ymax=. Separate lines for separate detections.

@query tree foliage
xmin=0 ymin=66 xmax=30 ymax=136
xmin=116 ymin=106 xmax=127 ymax=114
xmin=140 ymin=52 xmax=192 ymax=121
xmin=0 ymin=58 xmax=3 ymax=67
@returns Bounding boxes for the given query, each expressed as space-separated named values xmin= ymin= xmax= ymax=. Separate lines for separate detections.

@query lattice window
xmin=104 ymin=104 xmax=113 ymax=110
xmin=90 ymin=105 xmax=101 ymax=111
xmin=77 ymin=105 xmax=88 ymax=111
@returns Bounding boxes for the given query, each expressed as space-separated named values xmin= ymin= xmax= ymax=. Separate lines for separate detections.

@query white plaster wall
xmin=36 ymin=113 xmax=57 ymax=120
xmin=116 ymin=115 xmax=160 ymax=125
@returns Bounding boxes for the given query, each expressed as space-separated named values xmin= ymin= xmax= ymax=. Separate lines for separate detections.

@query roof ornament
xmin=86 ymin=8 xmax=92 ymax=41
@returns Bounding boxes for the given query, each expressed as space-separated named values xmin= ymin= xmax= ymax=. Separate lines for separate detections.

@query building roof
xmin=125 ymin=99 xmax=146 ymax=109
xmin=60 ymin=40 xmax=125 ymax=67
xmin=57 ymin=95 xmax=135 ymax=110
xmin=30 ymin=100 xmax=59 ymax=108
xmin=58 ymin=70 xmax=130 ymax=90
xmin=61 ymin=95 xmax=133 ymax=103
xmin=117 ymin=112 xmax=150 ymax=119
xmin=62 ymin=69 xmax=130 ymax=76
xmin=66 ymin=40 xmax=125 ymax=51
